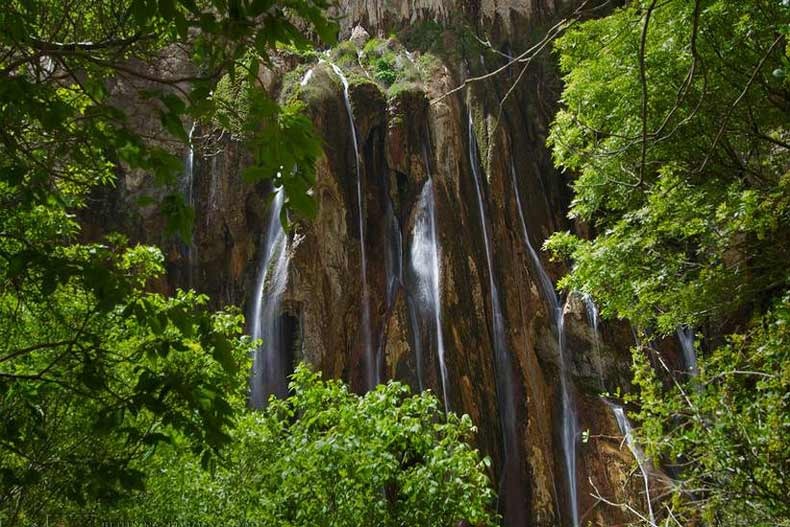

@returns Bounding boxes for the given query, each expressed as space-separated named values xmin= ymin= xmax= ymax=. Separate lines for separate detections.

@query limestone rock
xmin=350 ymin=24 xmax=371 ymax=47
xmin=84 ymin=2 xmax=654 ymax=525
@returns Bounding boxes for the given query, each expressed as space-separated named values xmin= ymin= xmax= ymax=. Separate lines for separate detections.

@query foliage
xmin=331 ymin=40 xmax=359 ymax=67
xmin=631 ymin=296 xmax=789 ymax=526
xmin=0 ymin=229 xmax=253 ymax=521
xmin=360 ymin=38 xmax=399 ymax=85
xmin=210 ymin=59 xmax=323 ymax=218
xmin=547 ymin=0 xmax=790 ymax=331
xmin=0 ymin=0 xmax=335 ymax=523
xmin=546 ymin=0 xmax=789 ymax=524
xmin=1 ymin=0 xmax=336 ymax=230
xmin=88 ymin=365 xmax=498 ymax=527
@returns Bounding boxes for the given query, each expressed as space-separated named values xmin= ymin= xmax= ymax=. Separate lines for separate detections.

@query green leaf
xmin=160 ymin=109 xmax=189 ymax=142
xmin=241 ymin=165 xmax=271 ymax=182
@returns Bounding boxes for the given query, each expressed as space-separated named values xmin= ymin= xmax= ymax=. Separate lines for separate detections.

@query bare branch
xmin=698 ymin=35 xmax=783 ymax=173
xmin=430 ymin=0 xmax=605 ymax=105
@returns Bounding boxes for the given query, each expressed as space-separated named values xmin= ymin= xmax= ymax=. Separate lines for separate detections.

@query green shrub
xmin=93 ymin=364 xmax=499 ymax=527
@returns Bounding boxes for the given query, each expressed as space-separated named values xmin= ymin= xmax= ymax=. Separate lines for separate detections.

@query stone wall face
xmin=94 ymin=2 xmax=659 ymax=525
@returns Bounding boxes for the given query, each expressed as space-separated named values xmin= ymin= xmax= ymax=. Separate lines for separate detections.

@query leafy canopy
xmin=546 ymin=0 xmax=789 ymax=525
xmin=547 ymin=0 xmax=789 ymax=332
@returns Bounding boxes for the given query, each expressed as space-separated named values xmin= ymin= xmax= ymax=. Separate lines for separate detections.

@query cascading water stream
xmin=510 ymin=159 xmax=579 ymax=527
xmin=183 ymin=123 xmax=196 ymax=208
xmin=510 ymin=161 xmax=557 ymax=312
xmin=676 ymin=326 xmax=698 ymax=376
xmin=607 ymin=402 xmax=656 ymax=525
xmin=467 ymin=114 xmax=524 ymax=526
xmin=300 ymin=67 xmax=314 ymax=87
xmin=556 ymin=304 xmax=580 ymax=527
xmin=405 ymin=296 xmax=425 ymax=392
xmin=329 ymin=62 xmax=375 ymax=389
xmin=181 ymin=123 xmax=197 ymax=287
xmin=410 ymin=176 xmax=449 ymax=410
xmin=583 ymin=294 xmax=606 ymax=391
xmin=249 ymin=189 xmax=291 ymax=407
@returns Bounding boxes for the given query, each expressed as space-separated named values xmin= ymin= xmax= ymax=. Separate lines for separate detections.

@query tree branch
xmin=637 ymin=0 xmax=658 ymax=186
xmin=697 ymin=35 xmax=783 ymax=173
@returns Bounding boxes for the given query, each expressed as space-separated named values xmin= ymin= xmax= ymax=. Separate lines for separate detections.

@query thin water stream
xmin=608 ymin=402 xmax=656 ymax=525
xmin=329 ymin=63 xmax=375 ymax=389
xmin=677 ymin=326 xmax=698 ymax=376
xmin=410 ymin=175 xmax=449 ymax=410
xmin=583 ymin=294 xmax=606 ymax=391
xmin=468 ymin=114 xmax=524 ymax=526
xmin=182 ymin=123 xmax=197 ymax=288
xmin=250 ymin=189 xmax=291 ymax=407
xmin=510 ymin=159 xmax=579 ymax=527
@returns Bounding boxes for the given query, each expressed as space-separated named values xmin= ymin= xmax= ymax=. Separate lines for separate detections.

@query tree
xmin=81 ymin=365 xmax=498 ymax=527
xmin=545 ymin=0 xmax=789 ymax=524
xmin=0 ymin=0 xmax=335 ymax=523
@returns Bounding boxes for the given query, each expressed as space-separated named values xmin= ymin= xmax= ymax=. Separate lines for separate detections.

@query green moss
xmin=331 ymin=40 xmax=359 ymax=67
xmin=298 ymin=65 xmax=342 ymax=107
xmin=359 ymin=37 xmax=396 ymax=86
xmin=347 ymin=73 xmax=379 ymax=90
xmin=386 ymin=81 xmax=422 ymax=100
xmin=416 ymin=53 xmax=443 ymax=80
xmin=358 ymin=37 xmax=425 ymax=89
xmin=279 ymin=63 xmax=311 ymax=104
xmin=280 ymin=44 xmax=320 ymax=61
xmin=362 ymin=37 xmax=386 ymax=57
xmin=323 ymin=34 xmax=438 ymax=94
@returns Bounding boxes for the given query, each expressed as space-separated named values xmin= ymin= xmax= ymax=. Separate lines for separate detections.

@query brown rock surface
xmin=89 ymin=4 xmax=659 ymax=525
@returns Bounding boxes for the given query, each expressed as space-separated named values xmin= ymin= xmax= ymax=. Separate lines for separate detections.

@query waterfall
xmin=183 ymin=123 xmax=196 ymax=208
xmin=556 ymin=304 xmax=580 ymax=527
xmin=300 ymin=67 xmax=314 ymax=86
xmin=249 ymin=189 xmax=291 ymax=407
xmin=410 ymin=177 xmax=449 ymax=410
xmin=510 ymin=159 xmax=579 ymax=527
xmin=607 ymin=402 xmax=656 ymax=525
xmin=329 ymin=63 xmax=375 ymax=389
xmin=510 ymin=161 xmax=557 ymax=312
xmin=583 ymin=294 xmax=606 ymax=390
xmin=467 ymin=114 xmax=524 ymax=526
xmin=406 ymin=295 xmax=425 ymax=392
xmin=676 ymin=326 xmax=698 ymax=376
xmin=181 ymin=123 xmax=197 ymax=288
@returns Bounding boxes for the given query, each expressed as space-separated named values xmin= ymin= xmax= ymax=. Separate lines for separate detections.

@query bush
xmin=94 ymin=364 xmax=499 ymax=527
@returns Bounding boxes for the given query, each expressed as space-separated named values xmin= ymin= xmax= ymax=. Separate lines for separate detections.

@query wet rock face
xmin=93 ymin=5 xmax=654 ymax=527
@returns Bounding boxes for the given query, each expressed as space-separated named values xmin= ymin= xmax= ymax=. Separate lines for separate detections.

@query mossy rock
xmin=279 ymin=63 xmax=314 ymax=104
xmin=330 ymin=40 xmax=358 ymax=68
xmin=348 ymin=77 xmax=386 ymax=119
xmin=298 ymin=64 xmax=343 ymax=108
xmin=386 ymin=80 xmax=423 ymax=100
xmin=387 ymin=86 xmax=429 ymax=141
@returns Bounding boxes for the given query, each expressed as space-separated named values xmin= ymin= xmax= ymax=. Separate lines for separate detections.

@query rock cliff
xmin=95 ymin=1 xmax=663 ymax=525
